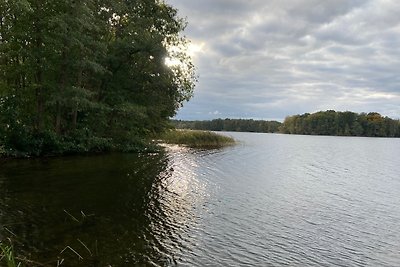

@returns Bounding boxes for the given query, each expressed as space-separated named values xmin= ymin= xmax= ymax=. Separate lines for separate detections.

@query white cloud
xmin=167 ymin=0 xmax=400 ymax=120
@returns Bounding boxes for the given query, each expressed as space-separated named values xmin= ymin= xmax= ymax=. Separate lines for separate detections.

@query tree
xmin=0 ymin=0 xmax=196 ymax=156
xmin=280 ymin=110 xmax=400 ymax=138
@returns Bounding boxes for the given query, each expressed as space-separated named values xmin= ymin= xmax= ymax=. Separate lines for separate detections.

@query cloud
xmin=167 ymin=0 xmax=400 ymax=120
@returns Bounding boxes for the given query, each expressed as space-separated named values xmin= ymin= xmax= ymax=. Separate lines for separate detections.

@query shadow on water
xmin=2 ymin=134 xmax=400 ymax=266
xmin=0 ymin=152 xmax=187 ymax=266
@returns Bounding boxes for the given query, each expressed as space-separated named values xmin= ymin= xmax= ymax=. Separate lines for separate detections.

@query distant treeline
xmin=282 ymin=110 xmax=400 ymax=137
xmin=173 ymin=119 xmax=282 ymax=133
xmin=174 ymin=110 xmax=400 ymax=137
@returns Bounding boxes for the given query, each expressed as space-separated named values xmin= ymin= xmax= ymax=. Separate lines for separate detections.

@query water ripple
xmin=157 ymin=134 xmax=400 ymax=266
xmin=1 ymin=134 xmax=399 ymax=266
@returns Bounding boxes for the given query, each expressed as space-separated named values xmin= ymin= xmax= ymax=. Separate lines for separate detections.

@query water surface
xmin=1 ymin=133 xmax=400 ymax=266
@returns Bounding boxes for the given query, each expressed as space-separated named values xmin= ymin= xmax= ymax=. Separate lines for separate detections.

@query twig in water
xmin=77 ymin=239 xmax=92 ymax=256
xmin=63 ymin=210 xmax=80 ymax=223
xmin=3 ymin=227 xmax=17 ymax=237
xmin=60 ymin=246 xmax=83 ymax=260
xmin=56 ymin=258 xmax=64 ymax=266
xmin=80 ymin=211 xmax=87 ymax=219
xmin=80 ymin=211 xmax=95 ymax=218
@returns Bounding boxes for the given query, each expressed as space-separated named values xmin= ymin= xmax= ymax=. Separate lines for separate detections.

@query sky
xmin=166 ymin=0 xmax=400 ymax=121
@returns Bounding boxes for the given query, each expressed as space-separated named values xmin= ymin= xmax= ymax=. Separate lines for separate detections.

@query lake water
xmin=1 ymin=132 xmax=400 ymax=266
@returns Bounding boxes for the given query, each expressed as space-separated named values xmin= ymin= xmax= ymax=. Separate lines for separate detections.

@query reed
xmin=160 ymin=130 xmax=235 ymax=148
xmin=0 ymin=240 xmax=18 ymax=267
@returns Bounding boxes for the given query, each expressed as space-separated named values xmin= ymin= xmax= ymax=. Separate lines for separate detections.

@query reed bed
xmin=160 ymin=130 xmax=235 ymax=148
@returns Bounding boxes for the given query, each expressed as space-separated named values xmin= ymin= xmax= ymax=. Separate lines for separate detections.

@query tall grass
xmin=0 ymin=241 xmax=19 ymax=267
xmin=160 ymin=130 xmax=235 ymax=148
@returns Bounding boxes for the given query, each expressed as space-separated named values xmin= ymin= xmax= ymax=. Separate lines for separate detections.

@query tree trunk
xmin=36 ymin=68 xmax=44 ymax=132
xmin=56 ymin=50 xmax=68 ymax=135
xmin=33 ymin=10 xmax=44 ymax=132
xmin=55 ymin=102 xmax=62 ymax=135
xmin=71 ymin=70 xmax=83 ymax=131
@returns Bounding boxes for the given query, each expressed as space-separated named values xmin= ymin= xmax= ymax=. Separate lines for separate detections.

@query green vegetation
xmin=0 ymin=0 xmax=196 ymax=157
xmin=160 ymin=130 xmax=236 ymax=148
xmin=281 ymin=110 xmax=400 ymax=137
xmin=173 ymin=119 xmax=282 ymax=133
xmin=0 ymin=241 xmax=19 ymax=267
xmin=174 ymin=111 xmax=400 ymax=138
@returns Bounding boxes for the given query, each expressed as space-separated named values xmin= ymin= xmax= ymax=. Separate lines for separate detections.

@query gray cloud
xmin=167 ymin=0 xmax=400 ymax=120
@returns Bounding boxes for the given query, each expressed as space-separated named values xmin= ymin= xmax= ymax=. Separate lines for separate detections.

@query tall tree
xmin=281 ymin=110 xmax=400 ymax=137
xmin=0 ymin=0 xmax=196 ymax=156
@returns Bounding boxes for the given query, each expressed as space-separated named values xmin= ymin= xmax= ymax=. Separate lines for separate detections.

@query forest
xmin=173 ymin=118 xmax=282 ymax=133
xmin=281 ymin=110 xmax=400 ymax=137
xmin=175 ymin=110 xmax=400 ymax=138
xmin=0 ymin=0 xmax=196 ymax=157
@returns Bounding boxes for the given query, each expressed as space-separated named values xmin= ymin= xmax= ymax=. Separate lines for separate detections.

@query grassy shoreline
xmin=0 ymin=130 xmax=235 ymax=159
xmin=159 ymin=129 xmax=236 ymax=148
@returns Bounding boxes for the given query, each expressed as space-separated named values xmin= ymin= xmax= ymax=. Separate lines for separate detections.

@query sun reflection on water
xmin=145 ymin=145 xmax=211 ymax=261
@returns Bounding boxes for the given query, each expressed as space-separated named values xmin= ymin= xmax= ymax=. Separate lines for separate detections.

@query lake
xmin=1 ymin=132 xmax=400 ymax=266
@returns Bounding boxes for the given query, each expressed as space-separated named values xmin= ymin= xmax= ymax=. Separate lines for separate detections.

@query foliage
xmin=173 ymin=112 xmax=400 ymax=138
xmin=173 ymin=119 xmax=282 ymax=133
xmin=0 ymin=240 xmax=19 ymax=267
xmin=160 ymin=129 xmax=235 ymax=148
xmin=0 ymin=0 xmax=196 ymax=157
xmin=281 ymin=110 xmax=400 ymax=137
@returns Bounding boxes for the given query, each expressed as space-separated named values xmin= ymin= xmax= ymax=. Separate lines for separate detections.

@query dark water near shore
xmin=1 ymin=132 xmax=400 ymax=266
